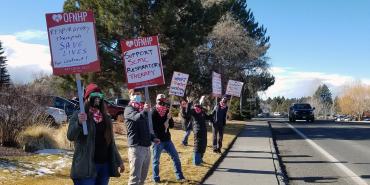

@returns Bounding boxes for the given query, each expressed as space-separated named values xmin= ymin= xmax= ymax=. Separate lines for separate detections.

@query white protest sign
xmin=169 ymin=72 xmax=189 ymax=97
xmin=46 ymin=11 xmax=100 ymax=75
xmin=121 ymin=36 xmax=165 ymax=89
xmin=226 ymin=80 xmax=244 ymax=97
xmin=212 ymin=72 xmax=222 ymax=97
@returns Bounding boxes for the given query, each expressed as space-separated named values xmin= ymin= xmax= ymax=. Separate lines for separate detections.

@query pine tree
xmin=0 ymin=41 xmax=11 ymax=88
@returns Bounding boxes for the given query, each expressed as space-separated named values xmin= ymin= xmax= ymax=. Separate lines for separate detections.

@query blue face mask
xmin=133 ymin=95 xmax=142 ymax=103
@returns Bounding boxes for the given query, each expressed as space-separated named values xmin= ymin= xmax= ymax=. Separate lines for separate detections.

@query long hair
xmin=84 ymin=99 xmax=113 ymax=145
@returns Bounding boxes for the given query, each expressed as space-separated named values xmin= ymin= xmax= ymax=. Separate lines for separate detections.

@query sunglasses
xmin=90 ymin=92 xmax=105 ymax=99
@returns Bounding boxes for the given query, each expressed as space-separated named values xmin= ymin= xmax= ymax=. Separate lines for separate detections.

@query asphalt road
xmin=269 ymin=119 xmax=370 ymax=185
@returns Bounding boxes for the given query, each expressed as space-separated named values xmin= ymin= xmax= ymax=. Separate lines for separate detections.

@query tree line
xmin=263 ymin=83 xmax=370 ymax=120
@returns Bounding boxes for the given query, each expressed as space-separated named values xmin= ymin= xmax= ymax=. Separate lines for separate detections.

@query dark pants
xmin=182 ymin=129 xmax=191 ymax=145
xmin=73 ymin=163 xmax=110 ymax=185
xmin=212 ymin=124 xmax=224 ymax=150
xmin=193 ymin=152 xmax=204 ymax=165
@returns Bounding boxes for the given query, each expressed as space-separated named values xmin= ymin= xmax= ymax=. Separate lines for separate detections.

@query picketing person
xmin=67 ymin=83 xmax=124 ymax=185
xmin=182 ymin=97 xmax=213 ymax=166
xmin=211 ymin=95 xmax=229 ymax=153
xmin=180 ymin=98 xmax=192 ymax=146
xmin=151 ymin=94 xmax=185 ymax=183
xmin=124 ymin=89 xmax=160 ymax=185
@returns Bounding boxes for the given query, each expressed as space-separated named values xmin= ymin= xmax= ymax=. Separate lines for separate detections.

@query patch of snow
xmin=35 ymin=149 xmax=67 ymax=155
xmin=36 ymin=167 xmax=55 ymax=175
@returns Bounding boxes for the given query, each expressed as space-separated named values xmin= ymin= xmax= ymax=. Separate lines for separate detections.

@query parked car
xmin=33 ymin=95 xmax=79 ymax=119
xmin=273 ymin=112 xmax=281 ymax=117
xmin=104 ymin=100 xmax=125 ymax=120
xmin=107 ymin=98 xmax=130 ymax=108
xmin=45 ymin=107 xmax=68 ymax=125
xmin=289 ymin=103 xmax=315 ymax=122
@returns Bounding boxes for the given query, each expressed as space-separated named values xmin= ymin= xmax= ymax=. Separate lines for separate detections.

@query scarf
xmin=220 ymin=102 xmax=227 ymax=109
xmin=130 ymin=101 xmax=144 ymax=112
xmin=194 ymin=106 xmax=202 ymax=114
xmin=89 ymin=107 xmax=103 ymax=123
xmin=156 ymin=104 xmax=168 ymax=117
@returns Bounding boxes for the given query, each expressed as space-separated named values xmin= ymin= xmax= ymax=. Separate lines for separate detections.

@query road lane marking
xmin=287 ymin=123 xmax=368 ymax=185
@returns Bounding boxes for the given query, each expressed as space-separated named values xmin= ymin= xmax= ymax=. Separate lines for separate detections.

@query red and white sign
xmin=121 ymin=36 xmax=165 ymax=89
xmin=46 ymin=11 xmax=100 ymax=75
xmin=169 ymin=72 xmax=189 ymax=97
xmin=212 ymin=72 xmax=222 ymax=97
xmin=226 ymin=80 xmax=244 ymax=97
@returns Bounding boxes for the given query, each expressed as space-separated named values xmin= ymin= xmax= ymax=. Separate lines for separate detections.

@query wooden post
xmin=144 ymin=87 xmax=154 ymax=134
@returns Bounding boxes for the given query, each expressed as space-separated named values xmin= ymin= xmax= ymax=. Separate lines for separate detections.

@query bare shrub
xmin=0 ymin=85 xmax=52 ymax=147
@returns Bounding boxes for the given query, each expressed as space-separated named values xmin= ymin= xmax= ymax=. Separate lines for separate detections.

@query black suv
xmin=289 ymin=103 xmax=315 ymax=122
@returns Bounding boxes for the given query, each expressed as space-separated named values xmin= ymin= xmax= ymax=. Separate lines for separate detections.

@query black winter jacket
xmin=186 ymin=106 xmax=211 ymax=154
xmin=152 ymin=108 xmax=174 ymax=142
xmin=211 ymin=104 xmax=228 ymax=126
xmin=180 ymin=102 xmax=192 ymax=131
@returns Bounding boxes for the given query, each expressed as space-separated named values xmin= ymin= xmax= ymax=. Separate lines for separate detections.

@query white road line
xmin=287 ymin=123 xmax=368 ymax=185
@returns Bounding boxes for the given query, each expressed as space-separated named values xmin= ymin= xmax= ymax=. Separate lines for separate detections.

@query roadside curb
xmin=200 ymin=122 xmax=246 ymax=184
xmin=268 ymin=121 xmax=289 ymax=185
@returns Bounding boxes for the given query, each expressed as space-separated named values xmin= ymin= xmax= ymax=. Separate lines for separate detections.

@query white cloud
xmin=0 ymin=34 xmax=52 ymax=83
xmin=259 ymin=67 xmax=370 ymax=99
xmin=14 ymin=30 xmax=47 ymax=42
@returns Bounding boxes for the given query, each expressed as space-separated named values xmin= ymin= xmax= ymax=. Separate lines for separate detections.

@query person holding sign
xmin=180 ymin=98 xmax=192 ymax=146
xmin=183 ymin=97 xmax=212 ymax=166
xmin=211 ymin=95 xmax=229 ymax=154
xmin=124 ymin=89 xmax=160 ymax=185
xmin=151 ymin=94 xmax=185 ymax=183
xmin=67 ymin=83 xmax=124 ymax=185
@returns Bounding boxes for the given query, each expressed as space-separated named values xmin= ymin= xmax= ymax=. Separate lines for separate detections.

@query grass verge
xmin=0 ymin=120 xmax=245 ymax=185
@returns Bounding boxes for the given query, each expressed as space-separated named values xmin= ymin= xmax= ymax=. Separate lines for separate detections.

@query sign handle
xmin=144 ymin=87 xmax=154 ymax=135
xmin=226 ymin=96 xmax=233 ymax=120
xmin=75 ymin=74 xmax=88 ymax=135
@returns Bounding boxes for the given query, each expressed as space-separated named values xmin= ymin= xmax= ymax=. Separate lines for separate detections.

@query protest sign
xmin=121 ymin=36 xmax=165 ymax=89
xmin=212 ymin=72 xmax=222 ymax=97
xmin=169 ymin=72 xmax=189 ymax=97
xmin=226 ymin=80 xmax=244 ymax=97
xmin=46 ymin=11 xmax=100 ymax=75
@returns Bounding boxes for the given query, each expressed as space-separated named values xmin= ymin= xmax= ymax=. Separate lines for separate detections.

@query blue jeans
xmin=182 ymin=130 xmax=191 ymax=145
xmin=73 ymin=163 xmax=110 ymax=185
xmin=152 ymin=141 xmax=184 ymax=182
xmin=193 ymin=152 xmax=204 ymax=166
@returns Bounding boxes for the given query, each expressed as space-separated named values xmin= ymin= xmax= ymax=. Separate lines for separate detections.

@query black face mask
xmin=89 ymin=97 xmax=101 ymax=108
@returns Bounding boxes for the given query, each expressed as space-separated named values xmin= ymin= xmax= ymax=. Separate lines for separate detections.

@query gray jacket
xmin=67 ymin=111 xmax=123 ymax=179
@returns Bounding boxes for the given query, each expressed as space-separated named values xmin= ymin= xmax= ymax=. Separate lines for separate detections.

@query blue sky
xmin=248 ymin=0 xmax=370 ymax=98
xmin=0 ymin=1 xmax=369 ymax=98
xmin=0 ymin=0 xmax=64 ymax=43
xmin=248 ymin=0 xmax=370 ymax=78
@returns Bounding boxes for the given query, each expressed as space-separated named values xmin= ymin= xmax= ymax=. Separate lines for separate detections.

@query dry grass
xmin=17 ymin=125 xmax=72 ymax=152
xmin=0 ymin=121 xmax=245 ymax=185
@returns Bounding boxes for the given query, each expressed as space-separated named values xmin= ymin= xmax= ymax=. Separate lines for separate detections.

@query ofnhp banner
xmin=121 ymin=36 xmax=165 ymax=89
xmin=46 ymin=11 xmax=100 ymax=75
